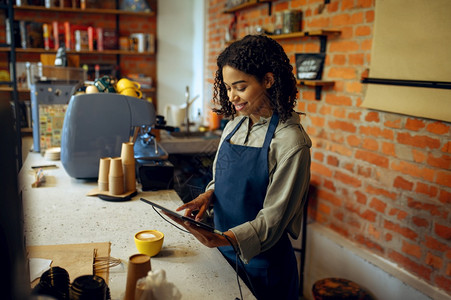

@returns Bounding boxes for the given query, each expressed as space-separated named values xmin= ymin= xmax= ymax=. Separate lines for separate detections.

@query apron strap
xmin=262 ymin=113 xmax=279 ymax=149
xmin=225 ymin=117 xmax=246 ymax=141
xmin=225 ymin=114 xmax=279 ymax=147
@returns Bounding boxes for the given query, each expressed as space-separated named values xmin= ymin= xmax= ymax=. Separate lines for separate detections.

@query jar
xmin=282 ymin=10 xmax=303 ymax=34
xmin=69 ymin=275 xmax=110 ymax=300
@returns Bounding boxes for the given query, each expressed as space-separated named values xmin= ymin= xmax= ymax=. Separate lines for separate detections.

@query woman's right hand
xmin=176 ymin=189 xmax=214 ymax=221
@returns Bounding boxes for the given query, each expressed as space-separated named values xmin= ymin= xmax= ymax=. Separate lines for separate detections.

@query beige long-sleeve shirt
xmin=206 ymin=112 xmax=312 ymax=262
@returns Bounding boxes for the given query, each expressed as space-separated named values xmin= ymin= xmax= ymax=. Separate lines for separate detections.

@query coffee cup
xmin=98 ymin=157 xmax=111 ymax=192
xmin=116 ymin=78 xmax=141 ymax=93
xmin=121 ymin=88 xmax=142 ymax=98
xmin=108 ymin=157 xmax=124 ymax=195
xmin=124 ymin=254 xmax=151 ymax=300
xmin=134 ymin=230 xmax=164 ymax=257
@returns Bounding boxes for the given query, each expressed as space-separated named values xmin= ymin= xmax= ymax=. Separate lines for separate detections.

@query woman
xmin=172 ymin=35 xmax=311 ymax=299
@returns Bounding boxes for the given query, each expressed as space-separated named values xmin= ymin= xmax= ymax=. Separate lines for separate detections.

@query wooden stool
xmin=312 ymin=278 xmax=370 ymax=300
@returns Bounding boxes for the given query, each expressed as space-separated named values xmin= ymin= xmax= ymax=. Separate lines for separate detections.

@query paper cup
xmin=123 ymin=163 xmax=136 ymax=193
xmin=124 ymin=254 xmax=151 ymax=300
xmin=109 ymin=157 xmax=123 ymax=177
xmin=121 ymin=142 xmax=136 ymax=192
xmin=121 ymin=142 xmax=135 ymax=165
xmin=98 ymin=182 xmax=109 ymax=192
xmin=98 ymin=157 xmax=111 ymax=191
xmin=108 ymin=175 xmax=124 ymax=195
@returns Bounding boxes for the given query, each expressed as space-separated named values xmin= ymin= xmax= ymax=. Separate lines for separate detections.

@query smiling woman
xmin=213 ymin=34 xmax=298 ymax=123
xmin=222 ymin=65 xmax=274 ymax=125
xmin=173 ymin=35 xmax=312 ymax=300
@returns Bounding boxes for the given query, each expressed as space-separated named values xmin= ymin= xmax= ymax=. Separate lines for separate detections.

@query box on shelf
xmin=102 ymin=29 xmax=118 ymax=50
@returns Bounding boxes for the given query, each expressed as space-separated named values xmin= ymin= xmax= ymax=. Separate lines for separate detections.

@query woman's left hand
xmin=163 ymin=212 xmax=237 ymax=248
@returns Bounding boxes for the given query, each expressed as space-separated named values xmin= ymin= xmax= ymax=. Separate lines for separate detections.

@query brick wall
xmin=206 ymin=0 xmax=451 ymax=295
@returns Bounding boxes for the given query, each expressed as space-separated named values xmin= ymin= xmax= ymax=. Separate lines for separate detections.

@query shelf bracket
xmin=315 ymin=86 xmax=322 ymax=100
xmin=319 ymin=35 xmax=327 ymax=53
xmin=267 ymin=1 xmax=272 ymax=16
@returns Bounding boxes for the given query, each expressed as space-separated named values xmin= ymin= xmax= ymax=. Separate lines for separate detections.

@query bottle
xmin=196 ymin=108 xmax=202 ymax=130
xmin=95 ymin=64 xmax=100 ymax=80
xmin=54 ymin=44 xmax=67 ymax=67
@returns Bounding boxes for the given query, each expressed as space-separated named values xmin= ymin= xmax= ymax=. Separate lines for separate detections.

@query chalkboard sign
xmin=295 ymin=53 xmax=326 ymax=80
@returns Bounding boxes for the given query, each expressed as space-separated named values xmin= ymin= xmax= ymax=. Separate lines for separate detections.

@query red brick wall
xmin=206 ymin=0 xmax=451 ymax=295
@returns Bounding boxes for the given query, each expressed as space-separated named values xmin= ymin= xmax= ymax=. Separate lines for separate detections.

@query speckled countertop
xmin=19 ymin=152 xmax=254 ymax=300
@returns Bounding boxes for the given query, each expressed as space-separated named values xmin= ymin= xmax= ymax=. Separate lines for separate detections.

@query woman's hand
xmin=163 ymin=212 xmax=237 ymax=248
xmin=176 ymin=189 xmax=214 ymax=221
xmin=173 ymin=189 xmax=238 ymax=248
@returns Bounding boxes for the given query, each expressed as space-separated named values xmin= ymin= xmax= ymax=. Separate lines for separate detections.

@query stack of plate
xmin=45 ymin=147 xmax=61 ymax=161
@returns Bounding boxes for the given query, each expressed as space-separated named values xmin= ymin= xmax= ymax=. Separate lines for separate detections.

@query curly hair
xmin=212 ymin=35 xmax=298 ymax=122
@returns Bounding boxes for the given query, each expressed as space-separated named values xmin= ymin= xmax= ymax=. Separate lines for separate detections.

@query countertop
xmin=158 ymin=130 xmax=221 ymax=154
xmin=19 ymin=152 xmax=254 ymax=300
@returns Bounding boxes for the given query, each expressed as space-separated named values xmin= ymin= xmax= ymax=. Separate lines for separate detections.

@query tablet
xmin=140 ymin=198 xmax=222 ymax=235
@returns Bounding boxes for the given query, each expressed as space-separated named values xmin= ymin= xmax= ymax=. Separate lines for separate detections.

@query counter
xmin=158 ymin=130 xmax=220 ymax=154
xmin=19 ymin=152 xmax=254 ymax=300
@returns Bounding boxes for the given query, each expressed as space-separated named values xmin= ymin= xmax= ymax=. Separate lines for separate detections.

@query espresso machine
xmin=134 ymin=115 xmax=175 ymax=191
xmin=60 ymin=93 xmax=171 ymax=183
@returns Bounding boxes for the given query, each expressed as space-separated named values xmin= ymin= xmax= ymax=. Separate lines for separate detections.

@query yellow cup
xmin=121 ymin=88 xmax=142 ymax=98
xmin=134 ymin=230 xmax=164 ymax=257
xmin=116 ymin=78 xmax=141 ymax=93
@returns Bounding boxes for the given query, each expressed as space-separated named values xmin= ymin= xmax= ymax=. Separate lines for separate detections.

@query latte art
xmin=136 ymin=231 xmax=163 ymax=241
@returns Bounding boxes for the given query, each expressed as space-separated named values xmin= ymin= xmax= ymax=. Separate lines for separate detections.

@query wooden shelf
xmin=297 ymin=80 xmax=335 ymax=87
xmin=0 ymin=86 xmax=156 ymax=93
xmin=270 ymin=30 xmax=341 ymax=40
xmin=297 ymin=80 xmax=335 ymax=100
xmin=0 ymin=87 xmax=30 ymax=92
xmin=0 ymin=47 xmax=155 ymax=56
xmin=223 ymin=0 xmax=274 ymax=14
xmin=226 ymin=30 xmax=341 ymax=45
xmin=14 ymin=5 xmax=155 ymax=16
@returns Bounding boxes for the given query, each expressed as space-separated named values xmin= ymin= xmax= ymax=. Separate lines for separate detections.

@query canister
xmin=283 ymin=10 xmax=302 ymax=34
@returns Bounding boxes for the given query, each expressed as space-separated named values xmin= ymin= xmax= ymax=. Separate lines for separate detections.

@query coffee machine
xmin=61 ymin=93 xmax=162 ymax=179
xmin=61 ymin=93 xmax=174 ymax=191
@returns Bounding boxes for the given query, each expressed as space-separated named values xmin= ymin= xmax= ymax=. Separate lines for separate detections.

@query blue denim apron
xmin=214 ymin=114 xmax=299 ymax=300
